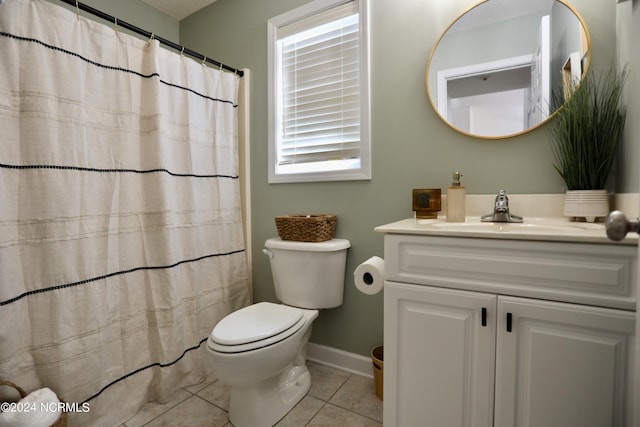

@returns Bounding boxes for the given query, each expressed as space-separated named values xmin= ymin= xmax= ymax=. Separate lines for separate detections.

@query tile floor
xmin=122 ymin=362 xmax=382 ymax=426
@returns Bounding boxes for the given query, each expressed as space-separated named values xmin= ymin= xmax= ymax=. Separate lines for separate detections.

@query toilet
xmin=206 ymin=237 xmax=351 ymax=427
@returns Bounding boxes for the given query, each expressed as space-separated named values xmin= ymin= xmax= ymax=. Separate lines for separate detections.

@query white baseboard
xmin=307 ymin=342 xmax=374 ymax=379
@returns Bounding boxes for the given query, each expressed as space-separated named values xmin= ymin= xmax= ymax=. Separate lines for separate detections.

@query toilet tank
xmin=264 ymin=238 xmax=351 ymax=309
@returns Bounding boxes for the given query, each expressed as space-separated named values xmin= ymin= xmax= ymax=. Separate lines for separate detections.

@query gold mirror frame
xmin=426 ymin=0 xmax=591 ymax=140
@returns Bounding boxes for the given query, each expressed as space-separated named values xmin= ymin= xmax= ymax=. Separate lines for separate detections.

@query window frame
xmin=267 ymin=0 xmax=371 ymax=184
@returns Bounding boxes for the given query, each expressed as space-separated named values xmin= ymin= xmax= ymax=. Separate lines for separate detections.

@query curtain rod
xmin=56 ymin=0 xmax=244 ymax=77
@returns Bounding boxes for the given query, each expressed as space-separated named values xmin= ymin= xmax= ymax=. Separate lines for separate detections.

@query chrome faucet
xmin=481 ymin=190 xmax=523 ymax=223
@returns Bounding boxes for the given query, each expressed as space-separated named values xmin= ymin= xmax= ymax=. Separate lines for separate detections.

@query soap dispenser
xmin=446 ymin=171 xmax=466 ymax=222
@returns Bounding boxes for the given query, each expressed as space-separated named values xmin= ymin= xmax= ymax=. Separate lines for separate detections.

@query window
xmin=267 ymin=0 xmax=371 ymax=183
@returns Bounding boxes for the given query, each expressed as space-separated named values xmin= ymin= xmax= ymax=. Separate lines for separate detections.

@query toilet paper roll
xmin=354 ymin=256 xmax=385 ymax=295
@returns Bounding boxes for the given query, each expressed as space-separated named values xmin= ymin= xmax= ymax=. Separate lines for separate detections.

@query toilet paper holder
xmin=362 ymin=272 xmax=374 ymax=285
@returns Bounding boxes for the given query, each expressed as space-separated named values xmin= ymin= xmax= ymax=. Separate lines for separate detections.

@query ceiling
xmin=140 ymin=0 xmax=217 ymax=21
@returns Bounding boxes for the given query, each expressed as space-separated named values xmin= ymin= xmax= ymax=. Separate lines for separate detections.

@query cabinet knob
xmin=605 ymin=211 xmax=640 ymax=241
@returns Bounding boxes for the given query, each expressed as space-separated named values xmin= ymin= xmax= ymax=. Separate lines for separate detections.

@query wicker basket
xmin=0 ymin=380 xmax=67 ymax=427
xmin=275 ymin=214 xmax=337 ymax=242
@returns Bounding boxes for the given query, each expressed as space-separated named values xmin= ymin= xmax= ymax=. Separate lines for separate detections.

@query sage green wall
xmin=48 ymin=0 xmax=179 ymax=41
xmin=619 ymin=0 xmax=640 ymax=193
xmin=179 ymin=0 xmax=635 ymax=357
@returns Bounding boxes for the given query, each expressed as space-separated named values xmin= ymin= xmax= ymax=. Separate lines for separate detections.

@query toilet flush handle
xmin=262 ymin=248 xmax=274 ymax=259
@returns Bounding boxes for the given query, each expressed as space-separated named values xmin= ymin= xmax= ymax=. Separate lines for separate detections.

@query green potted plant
xmin=548 ymin=67 xmax=628 ymax=222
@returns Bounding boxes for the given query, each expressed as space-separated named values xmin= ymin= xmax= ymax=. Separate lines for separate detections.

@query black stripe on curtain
xmin=0 ymin=163 xmax=240 ymax=179
xmin=0 ymin=30 xmax=239 ymax=108
xmin=0 ymin=250 xmax=246 ymax=306
xmin=80 ymin=337 xmax=210 ymax=404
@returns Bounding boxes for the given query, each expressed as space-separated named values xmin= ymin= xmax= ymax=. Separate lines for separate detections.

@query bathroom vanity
xmin=376 ymin=217 xmax=637 ymax=427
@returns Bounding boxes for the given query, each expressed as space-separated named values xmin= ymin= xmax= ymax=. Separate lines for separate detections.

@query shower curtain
xmin=0 ymin=0 xmax=251 ymax=425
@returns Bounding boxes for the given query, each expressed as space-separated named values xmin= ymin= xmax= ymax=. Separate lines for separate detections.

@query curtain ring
xmin=113 ymin=17 xmax=118 ymax=32
xmin=148 ymin=32 xmax=155 ymax=45
xmin=219 ymin=63 xmax=223 ymax=71
xmin=75 ymin=0 xmax=80 ymax=20
xmin=179 ymin=46 xmax=185 ymax=56
xmin=202 ymin=56 xmax=207 ymax=67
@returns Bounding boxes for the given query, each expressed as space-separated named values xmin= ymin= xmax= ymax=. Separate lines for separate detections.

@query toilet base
xmin=228 ymin=363 xmax=311 ymax=427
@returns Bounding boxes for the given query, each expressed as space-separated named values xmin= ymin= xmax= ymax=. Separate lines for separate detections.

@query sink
xmin=424 ymin=220 xmax=599 ymax=234
xmin=375 ymin=216 xmax=636 ymax=244
xmin=408 ymin=216 xmax=610 ymax=241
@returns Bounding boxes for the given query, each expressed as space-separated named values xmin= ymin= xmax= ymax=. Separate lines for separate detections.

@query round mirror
xmin=426 ymin=0 xmax=590 ymax=139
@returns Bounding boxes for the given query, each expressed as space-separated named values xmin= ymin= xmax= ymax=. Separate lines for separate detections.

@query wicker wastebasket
xmin=371 ymin=346 xmax=383 ymax=400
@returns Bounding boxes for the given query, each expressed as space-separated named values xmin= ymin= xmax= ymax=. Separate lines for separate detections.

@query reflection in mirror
xmin=426 ymin=0 xmax=590 ymax=139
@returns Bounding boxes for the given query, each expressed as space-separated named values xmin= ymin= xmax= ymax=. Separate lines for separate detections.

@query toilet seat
xmin=208 ymin=302 xmax=305 ymax=353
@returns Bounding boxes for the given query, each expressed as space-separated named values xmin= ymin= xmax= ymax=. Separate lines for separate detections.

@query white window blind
xmin=268 ymin=0 xmax=370 ymax=183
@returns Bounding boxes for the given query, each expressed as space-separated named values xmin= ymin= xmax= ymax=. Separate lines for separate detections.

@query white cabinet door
xmin=384 ymin=281 xmax=496 ymax=427
xmin=495 ymin=296 xmax=636 ymax=427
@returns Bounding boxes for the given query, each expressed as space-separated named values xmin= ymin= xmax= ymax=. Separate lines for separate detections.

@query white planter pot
xmin=563 ymin=189 xmax=610 ymax=222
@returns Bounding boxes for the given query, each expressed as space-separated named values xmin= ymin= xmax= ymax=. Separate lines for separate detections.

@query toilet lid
xmin=211 ymin=302 xmax=304 ymax=346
